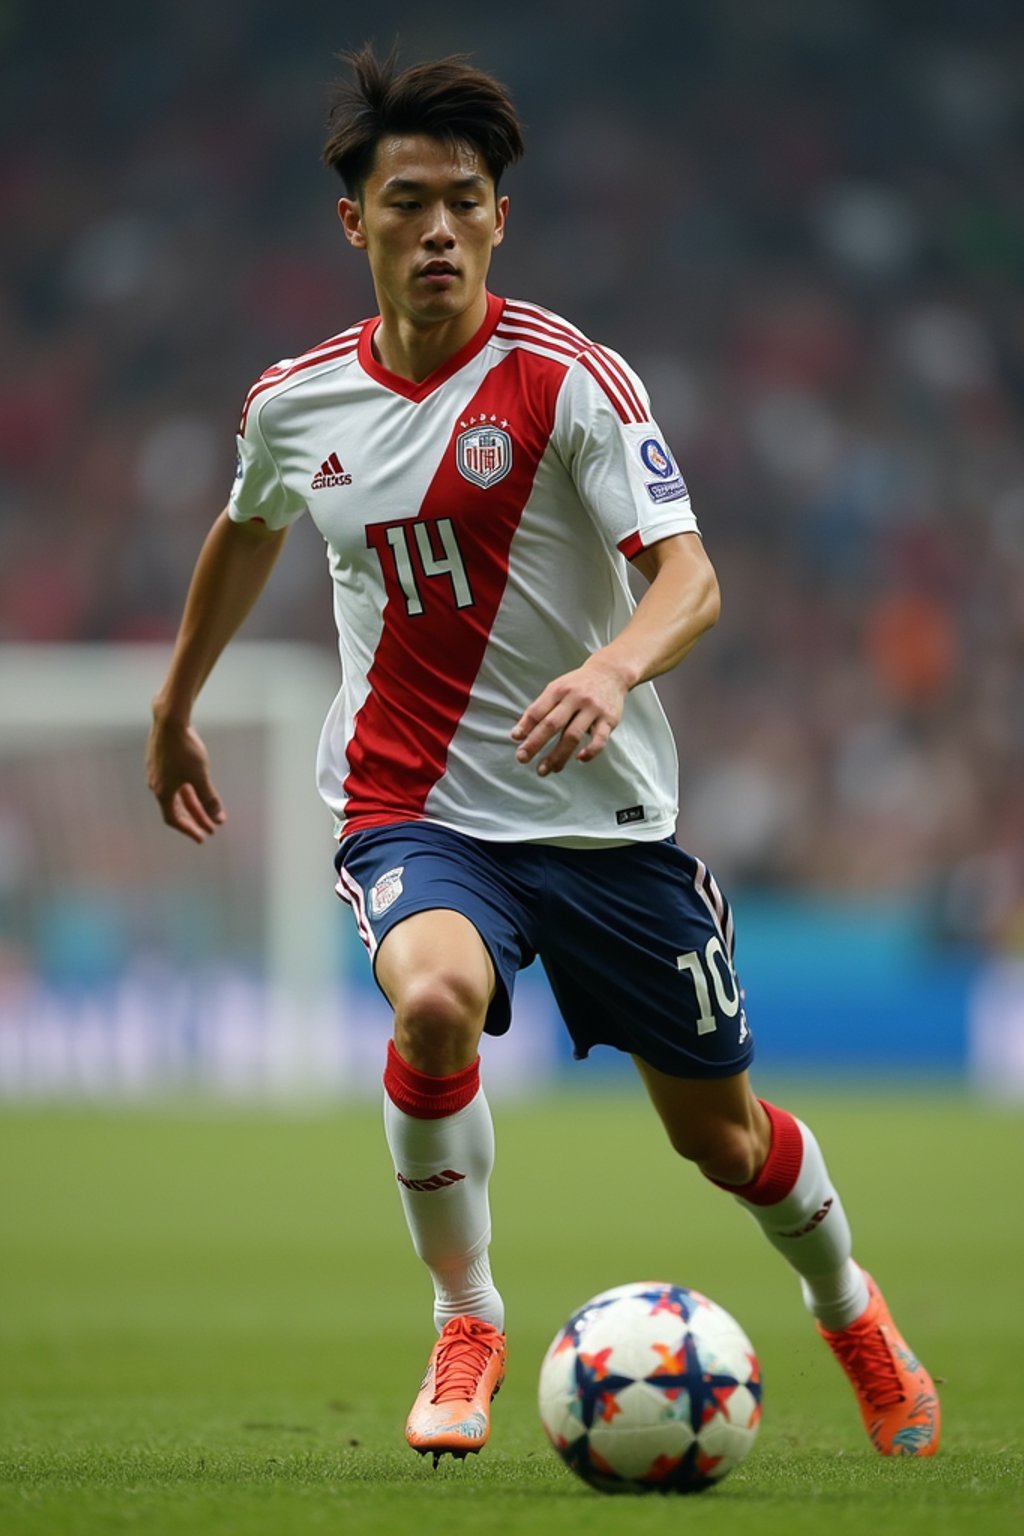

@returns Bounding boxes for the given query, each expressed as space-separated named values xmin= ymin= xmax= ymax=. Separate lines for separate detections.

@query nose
xmin=422 ymin=202 xmax=456 ymax=249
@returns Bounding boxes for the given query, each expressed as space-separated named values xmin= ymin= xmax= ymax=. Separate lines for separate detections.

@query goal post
xmin=0 ymin=641 xmax=359 ymax=1096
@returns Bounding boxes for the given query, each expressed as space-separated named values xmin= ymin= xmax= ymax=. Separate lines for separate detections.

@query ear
xmin=492 ymin=194 xmax=510 ymax=249
xmin=338 ymin=197 xmax=367 ymax=250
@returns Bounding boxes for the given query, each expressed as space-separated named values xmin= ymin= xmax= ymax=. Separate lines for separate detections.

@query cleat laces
xmin=431 ymin=1318 xmax=501 ymax=1404
xmin=828 ymin=1321 xmax=905 ymax=1410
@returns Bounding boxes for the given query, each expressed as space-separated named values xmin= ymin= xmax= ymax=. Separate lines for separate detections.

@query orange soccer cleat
xmin=405 ymin=1315 xmax=507 ymax=1465
xmin=818 ymin=1272 xmax=940 ymax=1456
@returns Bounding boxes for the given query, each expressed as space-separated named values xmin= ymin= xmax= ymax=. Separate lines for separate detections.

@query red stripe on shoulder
xmin=588 ymin=345 xmax=648 ymax=423
xmin=504 ymin=303 xmax=648 ymax=424
xmin=239 ymin=324 xmax=366 ymax=433
xmin=502 ymin=301 xmax=592 ymax=352
xmin=495 ymin=322 xmax=580 ymax=362
xmin=578 ymin=351 xmax=634 ymax=424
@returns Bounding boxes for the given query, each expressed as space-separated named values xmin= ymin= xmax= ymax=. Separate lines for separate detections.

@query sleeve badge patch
xmin=639 ymin=436 xmax=689 ymax=504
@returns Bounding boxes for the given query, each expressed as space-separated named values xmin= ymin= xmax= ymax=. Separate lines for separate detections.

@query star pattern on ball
xmin=573 ymin=1346 xmax=635 ymax=1430
xmin=644 ymin=1330 xmax=746 ymax=1434
xmin=635 ymin=1284 xmax=709 ymax=1323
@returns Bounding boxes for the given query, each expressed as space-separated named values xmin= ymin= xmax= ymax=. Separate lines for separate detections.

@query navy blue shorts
xmin=334 ymin=822 xmax=754 ymax=1080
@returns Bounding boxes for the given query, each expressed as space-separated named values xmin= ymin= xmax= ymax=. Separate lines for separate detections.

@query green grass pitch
xmin=1 ymin=1087 xmax=1021 ymax=1535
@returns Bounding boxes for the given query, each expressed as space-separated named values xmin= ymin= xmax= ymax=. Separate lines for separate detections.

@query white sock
xmin=726 ymin=1101 xmax=869 ymax=1331
xmin=383 ymin=1082 xmax=504 ymax=1334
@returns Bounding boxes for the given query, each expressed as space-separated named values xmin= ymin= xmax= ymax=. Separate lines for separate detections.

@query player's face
xmin=338 ymin=134 xmax=508 ymax=333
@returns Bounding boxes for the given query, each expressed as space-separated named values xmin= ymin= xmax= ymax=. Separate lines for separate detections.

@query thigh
xmin=539 ymin=839 xmax=755 ymax=1078
xmin=335 ymin=822 xmax=536 ymax=1036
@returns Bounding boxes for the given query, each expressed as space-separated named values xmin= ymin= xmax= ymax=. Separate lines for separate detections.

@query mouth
xmin=418 ymin=261 xmax=459 ymax=281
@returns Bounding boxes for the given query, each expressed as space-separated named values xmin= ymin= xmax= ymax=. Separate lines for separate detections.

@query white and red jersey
xmin=228 ymin=292 xmax=700 ymax=843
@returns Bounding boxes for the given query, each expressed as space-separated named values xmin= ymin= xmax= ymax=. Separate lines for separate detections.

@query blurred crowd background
xmin=2 ymin=0 xmax=1022 ymax=955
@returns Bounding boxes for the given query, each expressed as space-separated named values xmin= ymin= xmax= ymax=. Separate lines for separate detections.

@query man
xmin=147 ymin=46 xmax=940 ymax=1465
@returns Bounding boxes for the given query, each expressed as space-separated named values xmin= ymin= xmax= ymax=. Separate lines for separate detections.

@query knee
xmin=666 ymin=1119 xmax=765 ymax=1187
xmin=392 ymin=969 xmax=488 ymax=1074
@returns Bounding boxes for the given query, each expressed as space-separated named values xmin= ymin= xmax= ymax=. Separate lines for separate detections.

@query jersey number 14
xmin=369 ymin=518 xmax=474 ymax=616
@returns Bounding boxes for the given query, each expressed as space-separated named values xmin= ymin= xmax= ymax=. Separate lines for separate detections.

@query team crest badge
xmin=455 ymin=423 xmax=513 ymax=488
xmin=368 ymin=866 xmax=405 ymax=918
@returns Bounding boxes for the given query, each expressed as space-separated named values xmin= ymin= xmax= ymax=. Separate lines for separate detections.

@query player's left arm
xmin=511 ymin=531 xmax=719 ymax=776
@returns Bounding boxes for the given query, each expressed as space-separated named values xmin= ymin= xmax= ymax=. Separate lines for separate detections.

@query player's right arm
xmin=147 ymin=508 xmax=288 ymax=842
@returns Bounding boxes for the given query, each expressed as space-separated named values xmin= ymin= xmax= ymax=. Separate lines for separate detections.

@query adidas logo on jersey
xmin=311 ymin=452 xmax=352 ymax=490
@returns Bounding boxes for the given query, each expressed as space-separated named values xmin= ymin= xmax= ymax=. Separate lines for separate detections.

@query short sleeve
xmin=227 ymin=401 xmax=307 ymax=531
xmin=555 ymin=349 xmax=699 ymax=559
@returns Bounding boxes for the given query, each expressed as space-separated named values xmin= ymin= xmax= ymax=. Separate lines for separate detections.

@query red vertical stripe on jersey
xmin=340 ymin=349 xmax=567 ymax=832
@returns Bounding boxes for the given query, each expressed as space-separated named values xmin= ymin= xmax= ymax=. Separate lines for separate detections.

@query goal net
xmin=0 ymin=642 xmax=391 ymax=1098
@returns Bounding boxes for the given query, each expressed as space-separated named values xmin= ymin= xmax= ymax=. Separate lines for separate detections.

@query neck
xmin=373 ymin=291 xmax=490 ymax=382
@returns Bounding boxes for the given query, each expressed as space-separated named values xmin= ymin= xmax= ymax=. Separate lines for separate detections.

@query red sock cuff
xmin=711 ymin=1099 xmax=804 ymax=1206
xmin=383 ymin=1040 xmax=481 ymax=1120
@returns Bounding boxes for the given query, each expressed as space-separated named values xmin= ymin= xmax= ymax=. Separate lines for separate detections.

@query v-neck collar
xmin=357 ymin=291 xmax=505 ymax=402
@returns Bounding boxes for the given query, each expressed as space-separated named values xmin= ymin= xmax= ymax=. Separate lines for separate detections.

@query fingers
xmin=147 ymin=721 xmax=226 ymax=843
xmin=154 ymin=778 xmax=226 ymax=843
xmin=576 ymin=717 xmax=613 ymax=764
xmin=511 ymin=680 xmax=619 ymax=776
xmin=512 ymin=704 xmax=568 ymax=776
xmin=179 ymin=782 xmax=226 ymax=840
xmin=534 ymin=714 xmax=592 ymax=775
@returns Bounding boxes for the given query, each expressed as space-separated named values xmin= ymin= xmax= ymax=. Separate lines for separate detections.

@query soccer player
xmin=146 ymin=47 xmax=940 ymax=1463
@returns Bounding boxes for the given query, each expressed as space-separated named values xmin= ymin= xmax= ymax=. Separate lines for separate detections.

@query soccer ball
xmin=538 ymin=1281 xmax=761 ymax=1494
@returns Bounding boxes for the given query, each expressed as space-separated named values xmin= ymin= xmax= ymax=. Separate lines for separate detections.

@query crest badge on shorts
xmin=455 ymin=424 xmax=513 ymax=488
xmin=368 ymin=866 xmax=405 ymax=918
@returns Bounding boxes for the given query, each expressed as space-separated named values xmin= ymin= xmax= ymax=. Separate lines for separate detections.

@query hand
xmin=510 ymin=657 xmax=629 ymax=777
xmin=146 ymin=715 xmax=226 ymax=844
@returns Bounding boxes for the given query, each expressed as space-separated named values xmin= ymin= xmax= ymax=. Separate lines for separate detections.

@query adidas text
xmin=779 ymin=1197 xmax=833 ymax=1238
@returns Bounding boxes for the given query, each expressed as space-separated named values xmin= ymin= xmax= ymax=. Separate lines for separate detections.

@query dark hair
xmin=322 ymin=45 xmax=525 ymax=197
